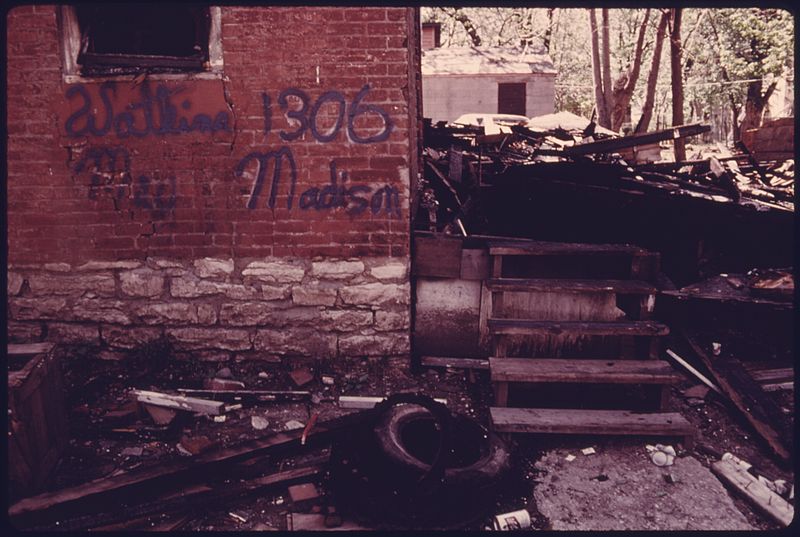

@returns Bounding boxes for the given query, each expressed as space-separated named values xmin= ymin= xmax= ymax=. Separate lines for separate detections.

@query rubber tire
xmin=373 ymin=403 xmax=510 ymax=487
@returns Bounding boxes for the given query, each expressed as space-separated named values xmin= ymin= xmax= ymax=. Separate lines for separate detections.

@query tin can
xmin=492 ymin=509 xmax=531 ymax=531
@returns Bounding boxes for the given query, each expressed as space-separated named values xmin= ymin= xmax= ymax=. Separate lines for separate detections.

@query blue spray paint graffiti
xmin=238 ymin=84 xmax=400 ymax=216
xmin=64 ymin=81 xmax=231 ymax=139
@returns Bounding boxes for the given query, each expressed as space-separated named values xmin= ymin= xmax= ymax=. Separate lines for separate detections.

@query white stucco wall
xmin=422 ymin=73 xmax=555 ymax=123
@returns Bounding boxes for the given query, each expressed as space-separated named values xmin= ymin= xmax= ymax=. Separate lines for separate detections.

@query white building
xmin=421 ymin=24 xmax=556 ymax=123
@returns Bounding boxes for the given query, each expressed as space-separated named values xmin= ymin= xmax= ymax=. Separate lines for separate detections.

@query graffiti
xmin=64 ymin=82 xmax=231 ymax=139
xmin=235 ymin=147 xmax=297 ymax=210
xmin=262 ymin=84 xmax=392 ymax=144
xmin=298 ymin=161 xmax=401 ymax=217
xmin=237 ymin=84 xmax=399 ymax=217
xmin=235 ymin=153 xmax=399 ymax=217
xmin=73 ymin=146 xmax=176 ymax=214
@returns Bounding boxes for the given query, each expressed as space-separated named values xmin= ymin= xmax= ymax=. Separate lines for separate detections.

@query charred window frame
xmin=60 ymin=4 xmax=223 ymax=80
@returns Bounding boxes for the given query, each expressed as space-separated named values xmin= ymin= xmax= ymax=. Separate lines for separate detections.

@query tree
xmin=669 ymin=8 xmax=686 ymax=161
xmin=635 ymin=10 xmax=668 ymax=133
xmin=589 ymin=9 xmax=610 ymax=127
xmin=610 ymin=9 xmax=650 ymax=131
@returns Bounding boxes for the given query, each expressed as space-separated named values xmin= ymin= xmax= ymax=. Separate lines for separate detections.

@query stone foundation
xmin=7 ymin=257 xmax=410 ymax=360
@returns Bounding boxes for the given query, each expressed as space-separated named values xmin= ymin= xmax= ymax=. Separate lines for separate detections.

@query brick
xmin=120 ymin=268 xmax=165 ymax=298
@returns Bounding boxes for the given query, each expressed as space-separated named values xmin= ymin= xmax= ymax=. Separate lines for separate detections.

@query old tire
xmin=373 ymin=403 xmax=510 ymax=487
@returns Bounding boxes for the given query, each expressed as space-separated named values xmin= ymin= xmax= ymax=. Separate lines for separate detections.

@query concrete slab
xmin=533 ymin=443 xmax=754 ymax=530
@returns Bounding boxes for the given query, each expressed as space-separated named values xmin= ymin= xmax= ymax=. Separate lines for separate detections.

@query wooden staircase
xmin=483 ymin=239 xmax=693 ymax=446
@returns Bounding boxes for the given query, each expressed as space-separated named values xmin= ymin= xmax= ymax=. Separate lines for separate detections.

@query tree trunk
xmin=543 ymin=8 xmax=555 ymax=53
xmin=601 ymin=8 xmax=614 ymax=129
xmin=611 ymin=9 xmax=650 ymax=132
xmin=635 ymin=10 xmax=669 ymax=134
xmin=740 ymin=80 xmax=778 ymax=134
xmin=669 ymin=8 xmax=686 ymax=162
xmin=588 ymin=9 xmax=610 ymax=128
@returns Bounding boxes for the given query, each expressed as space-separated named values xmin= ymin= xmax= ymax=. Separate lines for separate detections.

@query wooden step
xmin=488 ymin=319 xmax=669 ymax=337
xmin=490 ymin=358 xmax=680 ymax=384
xmin=486 ymin=278 xmax=655 ymax=294
xmin=490 ymin=407 xmax=694 ymax=446
xmin=488 ymin=240 xmax=643 ymax=257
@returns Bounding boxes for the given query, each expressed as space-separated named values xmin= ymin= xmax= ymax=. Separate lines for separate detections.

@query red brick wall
xmin=7 ymin=6 xmax=415 ymax=264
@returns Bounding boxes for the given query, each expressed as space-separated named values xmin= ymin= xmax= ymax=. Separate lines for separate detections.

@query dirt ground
xmin=13 ymin=339 xmax=793 ymax=531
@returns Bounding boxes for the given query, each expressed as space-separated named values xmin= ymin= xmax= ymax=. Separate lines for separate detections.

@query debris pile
xmin=417 ymin=114 xmax=794 ymax=236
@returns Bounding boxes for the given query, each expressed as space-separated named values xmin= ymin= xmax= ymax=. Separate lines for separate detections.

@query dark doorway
xmin=497 ymin=82 xmax=526 ymax=116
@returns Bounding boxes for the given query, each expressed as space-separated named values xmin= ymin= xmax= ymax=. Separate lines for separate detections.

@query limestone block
xmin=7 ymin=321 xmax=44 ymax=342
xmin=146 ymin=257 xmax=185 ymax=269
xmin=171 ymin=275 xmax=261 ymax=300
xmin=46 ymin=322 xmax=101 ymax=344
xmin=7 ymin=272 xmax=24 ymax=296
xmin=311 ymin=260 xmax=365 ymax=280
xmin=262 ymin=285 xmax=292 ymax=301
xmin=28 ymin=273 xmax=116 ymax=296
xmin=120 ymin=268 xmax=165 ymax=298
xmin=369 ymin=261 xmax=407 ymax=281
xmin=320 ymin=309 xmax=374 ymax=331
xmin=102 ymin=325 xmax=164 ymax=349
xmin=242 ymin=259 xmax=305 ymax=283
xmin=292 ymin=285 xmax=338 ymax=306
xmin=198 ymin=304 xmax=218 ymax=325
xmin=194 ymin=257 xmax=234 ymax=279
xmin=43 ymin=263 xmax=71 ymax=272
xmin=135 ymin=303 xmax=200 ymax=325
xmin=9 ymin=297 xmax=68 ymax=320
xmin=72 ymin=299 xmax=132 ymax=325
xmin=167 ymin=327 xmax=252 ymax=351
xmin=340 ymin=282 xmax=410 ymax=307
xmin=375 ymin=310 xmax=410 ymax=331
xmin=253 ymin=328 xmax=337 ymax=358
xmin=338 ymin=333 xmax=410 ymax=357
xmin=76 ymin=260 xmax=141 ymax=271
xmin=219 ymin=302 xmax=279 ymax=326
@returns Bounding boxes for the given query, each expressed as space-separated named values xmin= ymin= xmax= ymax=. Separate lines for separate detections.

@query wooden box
xmin=8 ymin=343 xmax=69 ymax=497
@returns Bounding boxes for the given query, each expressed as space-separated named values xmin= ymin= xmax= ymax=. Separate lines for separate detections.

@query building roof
xmin=422 ymin=43 xmax=556 ymax=76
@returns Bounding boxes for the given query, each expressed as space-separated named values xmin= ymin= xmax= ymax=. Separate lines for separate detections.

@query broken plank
xmin=684 ymin=333 xmax=791 ymax=461
xmin=420 ymin=356 xmax=489 ymax=370
xmin=563 ymin=123 xmax=710 ymax=156
xmin=8 ymin=409 xmax=373 ymax=527
xmin=131 ymin=389 xmax=225 ymax=415
xmin=745 ymin=368 xmax=794 ymax=384
xmin=761 ymin=382 xmax=793 ymax=393
xmin=44 ymin=461 xmax=327 ymax=531
xmin=490 ymin=358 xmax=680 ymax=384
xmin=711 ymin=459 xmax=793 ymax=527
xmin=338 ymin=395 xmax=447 ymax=409
xmin=491 ymin=407 xmax=693 ymax=442
xmin=176 ymin=389 xmax=310 ymax=402
xmin=486 ymin=278 xmax=655 ymax=294
xmin=7 ymin=342 xmax=55 ymax=356
xmin=488 ymin=319 xmax=669 ymax=337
